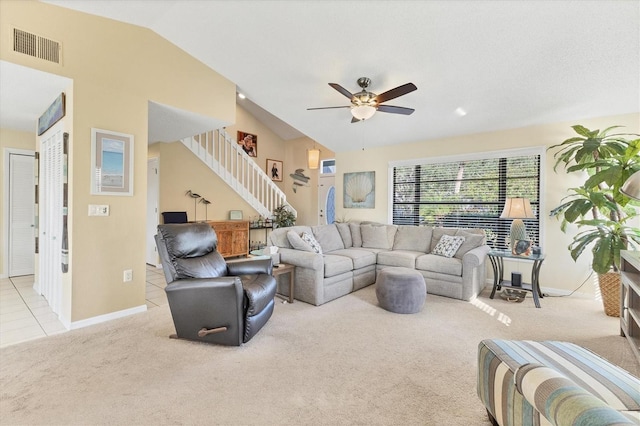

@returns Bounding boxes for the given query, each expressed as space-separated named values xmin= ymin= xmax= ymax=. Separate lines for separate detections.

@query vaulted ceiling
xmin=13 ymin=1 xmax=640 ymax=152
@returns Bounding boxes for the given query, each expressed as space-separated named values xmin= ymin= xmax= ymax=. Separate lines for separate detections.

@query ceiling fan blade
xmin=375 ymin=83 xmax=417 ymax=104
xmin=377 ymin=105 xmax=415 ymax=115
xmin=329 ymin=83 xmax=354 ymax=99
xmin=307 ymin=106 xmax=351 ymax=110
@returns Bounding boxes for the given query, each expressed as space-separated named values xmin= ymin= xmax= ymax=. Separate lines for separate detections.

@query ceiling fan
xmin=307 ymin=77 xmax=417 ymax=123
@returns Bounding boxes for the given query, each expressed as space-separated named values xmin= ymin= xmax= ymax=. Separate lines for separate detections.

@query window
xmin=321 ymin=159 xmax=336 ymax=174
xmin=390 ymin=148 xmax=542 ymax=250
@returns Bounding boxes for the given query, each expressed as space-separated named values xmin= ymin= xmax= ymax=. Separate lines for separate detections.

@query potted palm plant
xmin=549 ymin=125 xmax=640 ymax=316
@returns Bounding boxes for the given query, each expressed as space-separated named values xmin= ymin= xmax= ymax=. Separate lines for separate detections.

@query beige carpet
xmin=1 ymin=285 xmax=638 ymax=425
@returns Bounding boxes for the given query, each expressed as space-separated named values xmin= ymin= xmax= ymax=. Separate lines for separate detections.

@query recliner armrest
xmin=227 ymin=259 xmax=272 ymax=276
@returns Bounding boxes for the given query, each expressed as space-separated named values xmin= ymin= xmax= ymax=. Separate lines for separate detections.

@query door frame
xmin=146 ymin=157 xmax=160 ymax=266
xmin=2 ymin=148 xmax=36 ymax=278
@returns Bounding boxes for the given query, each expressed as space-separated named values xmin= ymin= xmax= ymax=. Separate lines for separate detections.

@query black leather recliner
xmin=155 ymin=223 xmax=277 ymax=346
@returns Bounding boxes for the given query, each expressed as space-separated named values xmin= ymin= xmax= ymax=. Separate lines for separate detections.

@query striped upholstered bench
xmin=477 ymin=339 xmax=640 ymax=426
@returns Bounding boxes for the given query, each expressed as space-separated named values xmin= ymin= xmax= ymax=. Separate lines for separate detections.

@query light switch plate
xmin=88 ymin=205 xmax=109 ymax=216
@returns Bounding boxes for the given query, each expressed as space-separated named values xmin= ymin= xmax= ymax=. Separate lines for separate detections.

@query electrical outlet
xmin=123 ymin=269 xmax=133 ymax=282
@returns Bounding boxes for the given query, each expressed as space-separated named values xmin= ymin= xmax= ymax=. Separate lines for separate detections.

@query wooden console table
xmin=620 ymin=250 xmax=640 ymax=364
xmin=207 ymin=220 xmax=249 ymax=258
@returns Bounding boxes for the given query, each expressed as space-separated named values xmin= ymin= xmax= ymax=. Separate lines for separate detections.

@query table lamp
xmin=621 ymin=171 xmax=640 ymax=201
xmin=500 ymin=198 xmax=535 ymax=249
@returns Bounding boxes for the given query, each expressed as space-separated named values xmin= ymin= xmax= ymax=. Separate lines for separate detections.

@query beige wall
xmin=335 ymin=112 xmax=640 ymax=296
xmin=1 ymin=1 xmax=236 ymax=323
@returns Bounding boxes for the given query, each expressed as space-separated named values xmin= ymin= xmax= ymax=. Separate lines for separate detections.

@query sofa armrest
xmin=515 ymin=363 xmax=636 ymax=426
xmin=462 ymin=244 xmax=490 ymax=268
xmin=278 ymin=247 xmax=323 ymax=270
xmin=227 ymin=258 xmax=272 ymax=276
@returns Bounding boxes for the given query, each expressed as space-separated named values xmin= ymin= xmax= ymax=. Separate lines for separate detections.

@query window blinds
xmin=392 ymin=154 xmax=540 ymax=250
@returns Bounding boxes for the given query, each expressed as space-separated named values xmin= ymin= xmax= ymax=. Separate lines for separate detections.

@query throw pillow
xmin=287 ymin=230 xmax=316 ymax=253
xmin=431 ymin=235 xmax=466 ymax=258
xmin=301 ymin=232 xmax=323 ymax=254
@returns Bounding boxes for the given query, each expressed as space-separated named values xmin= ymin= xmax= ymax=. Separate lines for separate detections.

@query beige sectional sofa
xmin=266 ymin=222 xmax=490 ymax=306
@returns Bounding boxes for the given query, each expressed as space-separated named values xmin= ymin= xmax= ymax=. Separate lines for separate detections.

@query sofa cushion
xmin=361 ymin=224 xmax=397 ymax=250
xmin=323 ymin=254 xmax=353 ymax=278
xmin=454 ymin=229 xmax=486 ymax=259
xmin=349 ymin=222 xmax=362 ymax=247
xmin=416 ymin=253 xmax=463 ymax=276
xmin=393 ymin=225 xmax=433 ymax=252
xmin=287 ymin=230 xmax=318 ymax=253
xmin=312 ymin=224 xmax=345 ymax=253
xmin=329 ymin=248 xmax=377 ymax=269
xmin=335 ymin=223 xmax=352 ymax=248
xmin=270 ymin=226 xmax=313 ymax=248
xmin=432 ymin=235 xmax=465 ymax=258
xmin=377 ymin=250 xmax=423 ymax=268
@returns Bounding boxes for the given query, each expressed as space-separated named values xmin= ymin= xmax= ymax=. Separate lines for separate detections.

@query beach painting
xmin=100 ymin=138 xmax=125 ymax=188
xmin=91 ymin=128 xmax=134 ymax=195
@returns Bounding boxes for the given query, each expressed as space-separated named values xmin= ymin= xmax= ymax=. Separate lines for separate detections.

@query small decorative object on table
xmin=513 ymin=239 xmax=532 ymax=256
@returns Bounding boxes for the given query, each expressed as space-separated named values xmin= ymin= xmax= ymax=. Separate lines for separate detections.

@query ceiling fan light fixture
xmin=351 ymin=105 xmax=376 ymax=121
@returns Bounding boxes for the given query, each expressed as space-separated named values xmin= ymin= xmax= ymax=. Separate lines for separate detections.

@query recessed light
xmin=238 ymin=93 xmax=246 ymax=99
xmin=455 ymin=107 xmax=467 ymax=117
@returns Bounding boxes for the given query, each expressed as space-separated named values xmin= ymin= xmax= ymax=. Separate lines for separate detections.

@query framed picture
xmin=344 ymin=171 xmax=375 ymax=208
xmin=38 ymin=93 xmax=65 ymax=136
xmin=267 ymin=159 xmax=283 ymax=182
xmin=229 ymin=210 xmax=243 ymax=220
xmin=237 ymin=131 xmax=257 ymax=157
xmin=513 ymin=239 xmax=532 ymax=256
xmin=91 ymin=128 xmax=134 ymax=196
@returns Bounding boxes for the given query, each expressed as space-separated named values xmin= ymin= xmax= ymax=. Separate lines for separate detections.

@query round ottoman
xmin=375 ymin=267 xmax=427 ymax=314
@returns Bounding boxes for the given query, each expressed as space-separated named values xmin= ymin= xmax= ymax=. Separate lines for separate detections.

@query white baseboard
xmin=66 ymin=305 xmax=148 ymax=330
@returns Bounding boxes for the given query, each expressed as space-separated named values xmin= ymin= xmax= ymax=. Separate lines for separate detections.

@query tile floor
xmin=0 ymin=264 xmax=168 ymax=348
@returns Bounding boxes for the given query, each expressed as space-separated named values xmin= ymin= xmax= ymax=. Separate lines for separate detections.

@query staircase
xmin=181 ymin=129 xmax=295 ymax=219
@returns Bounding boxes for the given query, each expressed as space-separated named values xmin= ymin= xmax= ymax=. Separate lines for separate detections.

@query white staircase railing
xmin=181 ymin=129 xmax=295 ymax=219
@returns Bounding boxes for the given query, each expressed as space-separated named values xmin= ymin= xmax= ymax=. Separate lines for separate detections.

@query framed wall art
xmin=237 ymin=131 xmax=257 ymax=157
xmin=267 ymin=159 xmax=283 ymax=182
xmin=90 ymin=128 xmax=134 ymax=196
xmin=344 ymin=171 xmax=375 ymax=208
xmin=38 ymin=92 xmax=65 ymax=136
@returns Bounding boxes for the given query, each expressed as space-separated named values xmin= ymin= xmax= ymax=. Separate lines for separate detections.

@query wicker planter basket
xmin=597 ymin=272 xmax=620 ymax=317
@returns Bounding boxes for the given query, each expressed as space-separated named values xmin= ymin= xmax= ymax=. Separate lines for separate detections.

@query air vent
xmin=13 ymin=28 xmax=61 ymax=64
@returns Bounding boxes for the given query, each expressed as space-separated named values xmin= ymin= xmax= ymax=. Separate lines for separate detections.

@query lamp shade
xmin=500 ymin=198 xmax=535 ymax=219
xmin=307 ymin=148 xmax=320 ymax=170
xmin=351 ymin=105 xmax=376 ymax=121
xmin=621 ymin=171 xmax=640 ymax=201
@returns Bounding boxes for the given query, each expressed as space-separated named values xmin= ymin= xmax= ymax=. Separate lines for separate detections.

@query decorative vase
xmin=597 ymin=271 xmax=620 ymax=317
xmin=510 ymin=219 xmax=529 ymax=249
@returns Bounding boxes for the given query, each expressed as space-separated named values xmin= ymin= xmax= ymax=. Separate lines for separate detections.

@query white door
xmin=36 ymin=123 xmax=64 ymax=315
xmin=318 ymin=175 xmax=335 ymax=225
xmin=146 ymin=157 xmax=159 ymax=265
xmin=7 ymin=151 xmax=35 ymax=276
